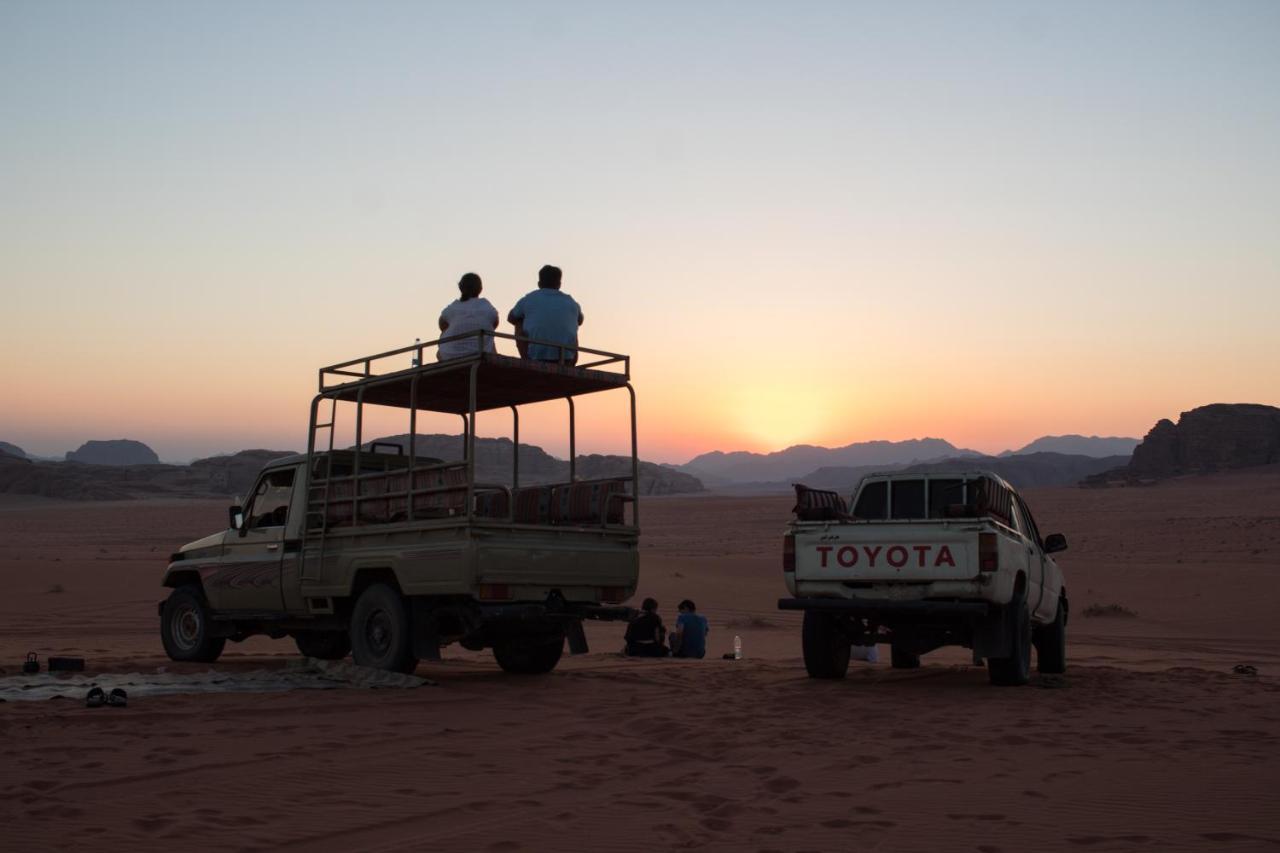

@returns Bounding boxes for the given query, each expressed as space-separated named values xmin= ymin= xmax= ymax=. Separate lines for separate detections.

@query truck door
xmin=211 ymin=467 xmax=295 ymax=612
xmin=1016 ymin=496 xmax=1059 ymax=621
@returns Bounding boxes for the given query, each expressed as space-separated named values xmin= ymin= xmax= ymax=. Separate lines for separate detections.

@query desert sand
xmin=2 ymin=471 xmax=1279 ymax=851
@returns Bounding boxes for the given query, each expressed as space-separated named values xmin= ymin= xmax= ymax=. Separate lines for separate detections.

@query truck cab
xmin=779 ymin=471 xmax=1069 ymax=685
xmin=160 ymin=332 xmax=641 ymax=675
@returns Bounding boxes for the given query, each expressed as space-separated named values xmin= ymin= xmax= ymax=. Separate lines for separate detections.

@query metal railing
xmin=318 ymin=331 xmax=629 ymax=393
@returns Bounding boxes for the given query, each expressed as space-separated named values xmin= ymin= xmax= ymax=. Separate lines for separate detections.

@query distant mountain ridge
xmin=677 ymin=438 xmax=977 ymax=485
xmin=1001 ymin=435 xmax=1138 ymax=458
xmin=66 ymin=439 xmax=159 ymax=466
xmin=797 ymin=452 xmax=1130 ymax=492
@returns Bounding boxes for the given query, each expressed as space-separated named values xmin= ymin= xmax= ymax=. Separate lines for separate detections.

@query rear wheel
xmin=493 ymin=632 xmax=565 ymax=674
xmin=295 ymin=631 xmax=351 ymax=661
xmin=988 ymin=594 xmax=1032 ymax=686
xmin=160 ymin=585 xmax=226 ymax=663
xmin=1034 ymin=597 xmax=1067 ymax=674
xmin=802 ymin=611 xmax=851 ymax=679
xmin=349 ymin=583 xmax=418 ymax=673
xmin=890 ymin=644 xmax=921 ymax=670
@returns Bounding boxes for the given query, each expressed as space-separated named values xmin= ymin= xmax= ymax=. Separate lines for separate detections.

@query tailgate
xmin=794 ymin=522 xmax=978 ymax=582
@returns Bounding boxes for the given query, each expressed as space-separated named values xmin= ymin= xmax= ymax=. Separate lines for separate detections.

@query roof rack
xmin=318 ymin=331 xmax=630 ymax=414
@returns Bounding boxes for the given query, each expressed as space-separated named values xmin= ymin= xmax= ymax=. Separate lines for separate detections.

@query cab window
xmin=853 ymin=481 xmax=887 ymax=520
xmin=248 ymin=469 xmax=295 ymax=529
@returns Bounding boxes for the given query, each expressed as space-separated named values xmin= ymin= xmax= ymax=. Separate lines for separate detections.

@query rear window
xmin=890 ymin=479 xmax=926 ymax=519
xmin=928 ymin=479 xmax=966 ymax=518
xmin=853 ymin=481 xmax=887 ymax=519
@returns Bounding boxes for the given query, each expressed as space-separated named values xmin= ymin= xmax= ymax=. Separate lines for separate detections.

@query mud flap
xmin=410 ymin=600 xmax=443 ymax=661
xmin=972 ymin=607 xmax=1011 ymax=661
xmin=565 ymin=619 xmax=589 ymax=655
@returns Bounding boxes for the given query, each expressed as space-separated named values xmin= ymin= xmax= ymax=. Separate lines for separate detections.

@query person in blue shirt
xmin=670 ymin=599 xmax=709 ymax=659
xmin=507 ymin=265 xmax=584 ymax=364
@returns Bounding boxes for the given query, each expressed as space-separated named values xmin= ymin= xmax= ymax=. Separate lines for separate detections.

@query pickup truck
xmin=159 ymin=333 xmax=641 ymax=675
xmin=778 ymin=472 xmax=1068 ymax=685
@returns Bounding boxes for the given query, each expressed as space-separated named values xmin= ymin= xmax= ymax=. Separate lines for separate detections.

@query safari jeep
xmin=160 ymin=333 xmax=640 ymax=674
xmin=780 ymin=472 xmax=1068 ymax=686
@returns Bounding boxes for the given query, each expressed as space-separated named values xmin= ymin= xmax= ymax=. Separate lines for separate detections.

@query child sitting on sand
xmin=623 ymin=598 xmax=669 ymax=657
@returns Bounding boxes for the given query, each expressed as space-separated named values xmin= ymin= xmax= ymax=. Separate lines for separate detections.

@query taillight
xmin=478 ymin=583 xmax=511 ymax=601
xmin=979 ymin=533 xmax=998 ymax=572
xmin=783 ymin=533 xmax=796 ymax=573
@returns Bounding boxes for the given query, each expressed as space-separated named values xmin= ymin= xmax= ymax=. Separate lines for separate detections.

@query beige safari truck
xmin=780 ymin=472 xmax=1068 ymax=686
xmin=159 ymin=332 xmax=640 ymax=674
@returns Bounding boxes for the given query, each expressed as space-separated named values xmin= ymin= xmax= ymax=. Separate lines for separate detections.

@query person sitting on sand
xmin=507 ymin=264 xmax=583 ymax=364
xmin=437 ymin=272 xmax=498 ymax=360
xmin=624 ymin=597 xmax=668 ymax=657
xmin=669 ymin=599 xmax=709 ymax=659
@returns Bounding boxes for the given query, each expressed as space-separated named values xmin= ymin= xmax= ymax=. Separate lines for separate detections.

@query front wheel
xmin=349 ymin=584 xmax=418 ymax=673
xmin=160 ymin=585 xmax=226 ymax=663
xmin=802 ymin=611 xmax=851 ymax=679
xmin=493 ymin=632 xmax=565 ymax=674
xmin=1034 ymin=597 xmax=1067 ymax=674
xmin=988 ymin=594 xmax=1032 ymax=686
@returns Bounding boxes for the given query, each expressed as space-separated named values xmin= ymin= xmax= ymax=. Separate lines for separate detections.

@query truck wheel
xmin=890 ymin=644 xmax=921 ymax=670
xmin=160 ymin=585 xmax=226 ymax=663
xmin=802 ymin=611 xmax=851 ymax=679
xmin=988 ymin=595 xmax=1032 ymax=686
xmin=493 ymin=632 xmax=565 ymax=674
xmin=349 ymin=583 xmax=419 ymax=673
xmin=1034 ymin=597 xmax=1067 ymax=674
xmin=295 ymin=631 xmax=351 ymax=661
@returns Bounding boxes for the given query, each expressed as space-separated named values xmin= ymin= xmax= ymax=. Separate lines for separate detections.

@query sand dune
xmin=2 ymin=472 xmax=1279 ymax=851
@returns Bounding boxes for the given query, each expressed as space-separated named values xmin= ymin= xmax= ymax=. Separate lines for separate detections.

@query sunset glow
xmin=3 ymin=3 xmax=1278 ymax=463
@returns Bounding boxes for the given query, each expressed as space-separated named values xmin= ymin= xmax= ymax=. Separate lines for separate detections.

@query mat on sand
xmin=0 ymin=658 xmax=432 ymax=702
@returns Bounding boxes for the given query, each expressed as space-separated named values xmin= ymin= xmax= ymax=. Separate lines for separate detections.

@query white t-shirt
xmin=437 ymin=297 xmax=498 ymax=360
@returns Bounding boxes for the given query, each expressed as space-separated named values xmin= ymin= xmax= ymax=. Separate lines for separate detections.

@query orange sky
xmin=3 ymin=4 xmax=1279 ymax=463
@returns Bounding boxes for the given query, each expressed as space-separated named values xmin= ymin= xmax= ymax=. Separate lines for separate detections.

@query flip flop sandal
xmin=107 ymin=688 xmax=128 ymax=708
xmin=85 ymin=687 xmax=106 ymax=708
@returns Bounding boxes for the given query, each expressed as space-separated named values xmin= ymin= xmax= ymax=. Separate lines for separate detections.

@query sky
xmin=2 ymin=0 xmax=1278 ymax=463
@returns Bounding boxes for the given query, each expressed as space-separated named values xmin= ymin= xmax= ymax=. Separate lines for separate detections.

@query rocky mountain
xmin=678 ymin=438 xmax=976 ymax=485
xmin=1127 ymin=404 xmax=1280 ymax=477
xmin=1002 ymin=435 xmax=1138 ymax=458
xmin=65 ymin=439 xmax=159 ymax=466
xmin=364 ymin=434 xmax=704 ymax=495
xmin=798 ymin=453 xmax=1129 ymax=492
xmin=0 ymin=441 xmax=27 ymax=459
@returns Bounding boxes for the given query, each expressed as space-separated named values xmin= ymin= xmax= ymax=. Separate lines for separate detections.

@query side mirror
xmin=1044 ymin=533 xmax=1068 ymax=554
xmin=229 ymin=505 xmax=245 ymax=531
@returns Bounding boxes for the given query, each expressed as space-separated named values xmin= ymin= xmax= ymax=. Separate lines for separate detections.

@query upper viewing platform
xmin=318 ymin=331 xmax=631 ymax=414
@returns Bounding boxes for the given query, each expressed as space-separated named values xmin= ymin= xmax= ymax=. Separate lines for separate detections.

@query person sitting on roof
xmin=507 ymin=264 xmax=583 ymax=365
xmin=623 ymin=597 xmax=669 ymax=657
xmin=437 ymin=272 xmax=498 ymax=360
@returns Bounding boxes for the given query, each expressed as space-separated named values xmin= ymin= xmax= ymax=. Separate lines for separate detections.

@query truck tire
xmin=160 ymin=585 xmax=226 ymax=663
xmin=802 ymin=611 xmax=851 ymax=679
xmin=349 ymin=583 xmax=419 ymax=674
xmin=295 ymin=631 xmax=351 ymax=661
xmin=493 ymin=632 xmax=565 ymax=674
xmin=988 ymin=594 xmax=1032 ymax=686
xmin=1034 ymin=597 xmax=1067 ymax=674
xmin=890 ymin=644 xmax=921 ymax=670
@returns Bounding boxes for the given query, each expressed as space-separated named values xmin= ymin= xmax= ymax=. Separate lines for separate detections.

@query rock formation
xmin=0 ymin=441 xmax=27 ymax=459
xmin=65 ymin=439 xmax=160 ymax=466
xmin=1128 ymin=404 xmax=1280 ymax=476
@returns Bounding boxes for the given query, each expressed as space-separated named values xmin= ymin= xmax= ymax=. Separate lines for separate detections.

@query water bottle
xmin=733 ymin=635 xmax=742 ymax=660
xmin=411 ymin=337 xmax=421 ymax=367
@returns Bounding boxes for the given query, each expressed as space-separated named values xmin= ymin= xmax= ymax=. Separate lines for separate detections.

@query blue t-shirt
xmin=509 ymin=288 xmax=582 ymax=361
xmin=677 ymin=612 xmax=708 ymax=659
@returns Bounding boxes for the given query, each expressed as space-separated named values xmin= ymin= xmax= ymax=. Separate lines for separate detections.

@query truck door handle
xmin=267 ymin=544 xmax=280 ymax=552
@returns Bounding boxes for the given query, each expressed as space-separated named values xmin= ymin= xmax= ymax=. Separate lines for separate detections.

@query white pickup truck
xmin=778 ymin=471 xmax=1068 ymax=686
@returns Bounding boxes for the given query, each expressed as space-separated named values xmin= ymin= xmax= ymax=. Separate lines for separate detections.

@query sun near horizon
xmin=3 ymin=3 xmax=1279 ymax=464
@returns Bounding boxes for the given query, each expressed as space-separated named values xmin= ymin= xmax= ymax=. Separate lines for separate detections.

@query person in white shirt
xmin=437 ymin=273 xmax=499 ymax=360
